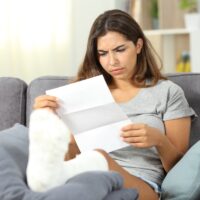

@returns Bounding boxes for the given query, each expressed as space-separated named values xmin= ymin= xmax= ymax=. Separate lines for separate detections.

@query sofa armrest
xmin=0 ymin=77 xmax=27 ymax=131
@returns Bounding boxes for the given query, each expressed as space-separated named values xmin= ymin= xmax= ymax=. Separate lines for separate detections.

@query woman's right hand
xmin=33 ymin=95 xmax=59 ymax=111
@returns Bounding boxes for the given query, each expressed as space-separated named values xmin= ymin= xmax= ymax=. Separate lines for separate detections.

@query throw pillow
xmin=161 ymin=140 xmax=200 ymax=200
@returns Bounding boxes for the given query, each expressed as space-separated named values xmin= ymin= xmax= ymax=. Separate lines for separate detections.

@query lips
xmin=110 ymin=67 xmax=125 ymax=75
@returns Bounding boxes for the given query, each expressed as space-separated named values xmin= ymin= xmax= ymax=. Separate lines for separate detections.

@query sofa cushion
xmin=0 ymin=123 xmax=138 ymax=200
xmin=0 ymin=77 xmax=27 ymax=131
xmin=161 ymin=140 xmax=200 ymax=200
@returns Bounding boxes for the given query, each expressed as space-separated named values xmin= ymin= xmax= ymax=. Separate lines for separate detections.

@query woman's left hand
xmin=121 ymin=123 xmax=163 ymax=148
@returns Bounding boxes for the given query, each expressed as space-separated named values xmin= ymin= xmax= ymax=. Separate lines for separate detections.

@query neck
xmin=110 ymin=79 xmax=136 ymax=90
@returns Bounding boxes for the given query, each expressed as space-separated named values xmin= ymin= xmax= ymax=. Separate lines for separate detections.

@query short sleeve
xmin=163 ymin=83 xmax=196 ymax=121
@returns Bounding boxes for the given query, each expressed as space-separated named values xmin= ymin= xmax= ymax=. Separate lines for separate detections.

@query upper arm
xmin=162 ymin=82 xmax=195 ymax=154
xmin=164 ymin=117 xmax=191 ymax=154
xmin=163 ymin=83 xmax=194 ymax=121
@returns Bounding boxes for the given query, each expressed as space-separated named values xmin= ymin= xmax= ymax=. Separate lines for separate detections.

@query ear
xmin=136 ymin=38 xmax=143 ymax=54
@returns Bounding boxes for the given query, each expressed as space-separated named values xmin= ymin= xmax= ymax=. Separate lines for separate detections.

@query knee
xmin=94 ymin=149 xmax=111 ymax=163
xmin=94 ymin=149 xmax=107 ymax=156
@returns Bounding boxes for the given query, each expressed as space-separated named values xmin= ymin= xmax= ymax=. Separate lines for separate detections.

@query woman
xmin=31 ymin=10 xmax=195 ymax=200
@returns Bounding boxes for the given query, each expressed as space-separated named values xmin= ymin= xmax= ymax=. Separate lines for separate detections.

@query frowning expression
xmin=97 ymin=31 xmax=143 ymax=81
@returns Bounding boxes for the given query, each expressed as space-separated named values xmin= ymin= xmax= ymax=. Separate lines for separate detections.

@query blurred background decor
xmin=179 ymin=0 xmax=200 ymax=30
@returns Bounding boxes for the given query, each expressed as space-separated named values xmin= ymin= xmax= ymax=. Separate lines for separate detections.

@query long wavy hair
xmin=75 ymin=9 xmax=166 ymax=87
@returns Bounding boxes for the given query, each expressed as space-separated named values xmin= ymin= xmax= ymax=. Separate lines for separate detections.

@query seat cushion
xmin=0 ymin=77 xmax=27 ymax=131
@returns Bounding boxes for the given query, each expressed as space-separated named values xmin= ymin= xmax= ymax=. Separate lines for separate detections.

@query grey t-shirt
xmin=109 ymin=80 xmax=196 ymax=186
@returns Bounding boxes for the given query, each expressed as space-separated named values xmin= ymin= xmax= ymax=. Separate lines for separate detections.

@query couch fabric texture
xmin=0 ymin=73 xmax=200 ymax=200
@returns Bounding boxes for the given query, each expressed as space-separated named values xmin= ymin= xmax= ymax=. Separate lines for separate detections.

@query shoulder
xmin=147 ymin=79 xmax=184 ymax=97
xmin=154 ymin=79 xmax=182 ymax=90
xmin=145 ymin=79 xmax=188 ymax=111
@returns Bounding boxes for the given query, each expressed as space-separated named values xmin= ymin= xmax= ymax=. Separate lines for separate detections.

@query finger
xmin=131 ymin=142 xmax=147 ymax=148
xmin=35 ymin=95 xmax=57 ymax=102
xmin=121 ymin=129 xmax=145 ymax=137
xmin=122 ymin=136 xmax=145 ymax=144
xmin=121 ymin=123 xmax=146 ymax=131
xmin=33 ymin=100 xmax=58 ymax=110
xmin=34 ymin=95 xmax=58 ymax=109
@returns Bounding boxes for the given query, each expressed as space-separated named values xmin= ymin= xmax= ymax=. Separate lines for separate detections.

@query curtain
xmin=0 ymin=0 xmax=72 ymax=83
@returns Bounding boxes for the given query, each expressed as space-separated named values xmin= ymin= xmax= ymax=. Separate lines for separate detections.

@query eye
xmin=98 ymin=51 xmax=107 ymax=57
xmin=116 ymin=48 xmax=125 ymax=52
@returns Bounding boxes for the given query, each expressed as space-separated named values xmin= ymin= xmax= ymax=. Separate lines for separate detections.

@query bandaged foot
xmin=27 ymin=109 xmax=108 ymax=192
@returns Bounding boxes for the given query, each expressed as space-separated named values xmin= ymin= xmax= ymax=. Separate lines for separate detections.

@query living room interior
xmin=1 ymin=1 xmax=200 ymax=200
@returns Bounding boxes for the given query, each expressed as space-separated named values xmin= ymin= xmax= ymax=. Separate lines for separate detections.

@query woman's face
xmin=97 ymin=31 xmax=143 ymax=82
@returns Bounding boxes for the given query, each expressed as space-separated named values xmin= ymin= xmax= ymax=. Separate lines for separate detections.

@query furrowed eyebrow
xmin=97 ymin=44 xmax=126 ymax=52
xmin=113 ymin=44 xmax=126 ymax=51
xmin=97 ymin=50 xmax=107 ymax=53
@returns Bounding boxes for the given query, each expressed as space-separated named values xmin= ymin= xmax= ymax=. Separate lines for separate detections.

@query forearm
xmin=156 ymin=134 xmax=185 ymax=172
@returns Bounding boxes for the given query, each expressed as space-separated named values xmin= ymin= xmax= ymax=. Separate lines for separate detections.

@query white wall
xmin=0 ymin=0 xmax=130 ymax=82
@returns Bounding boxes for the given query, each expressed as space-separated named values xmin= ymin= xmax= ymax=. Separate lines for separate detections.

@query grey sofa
xmin=0 ymin=73 xmax=200 ymax=199
xmin=1 ymin=73 xmax=200 ymax=145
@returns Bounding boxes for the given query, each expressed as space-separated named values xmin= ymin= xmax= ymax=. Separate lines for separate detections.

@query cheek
xmin=99 ymin=57 xmax=108 ymax=70
xmin=122 ymin=53 xmax=137 ymax=67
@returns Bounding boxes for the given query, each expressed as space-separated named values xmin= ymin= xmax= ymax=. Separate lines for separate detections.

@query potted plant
xmin=179 ymin=0 xmax=197 ymax=12
xmin=151 ymin=0 xmax=159 ymax=29
xmin=179 ymin=0 xmax=200 ymax=30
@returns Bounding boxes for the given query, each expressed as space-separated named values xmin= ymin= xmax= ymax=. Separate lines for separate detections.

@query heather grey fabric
xmin=0 ymin=123 xmax=138 ymax=200
xmin=110 ymin=79 xmax=196 ymax=186
xmin=26 ymin=76 xmax=73 ymax=126
xmin=0 ymin=77 xmax=27 ymax=131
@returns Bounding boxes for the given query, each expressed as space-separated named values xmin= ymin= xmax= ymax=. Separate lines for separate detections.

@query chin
xmin=112 ymin=74 xmax=128 ymax=80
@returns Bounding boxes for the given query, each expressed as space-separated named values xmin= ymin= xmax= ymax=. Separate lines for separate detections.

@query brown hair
xmin=75 ymin=9 xmax=166 ymax=87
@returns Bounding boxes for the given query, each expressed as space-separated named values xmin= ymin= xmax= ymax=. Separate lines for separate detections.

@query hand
xmin=121 ymin=123 xmax=163 ymax=148
xmin=33 ymin=95 xmax=59 ymax=112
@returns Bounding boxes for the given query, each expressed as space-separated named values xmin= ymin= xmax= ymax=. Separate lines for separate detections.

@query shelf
xmin=144 ymin=29 xmax=200 ymax=73
xmin=144 ymin=29 xmax=190 ymax=35
xmin=144 ymin=29 xmax=191 ymax=73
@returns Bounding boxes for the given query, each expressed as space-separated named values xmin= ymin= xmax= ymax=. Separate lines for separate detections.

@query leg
xmin=27 ymin=109 xmax=71 ymax=192
xmin=64 ymin=134 xmax=80 ymax=160
xmin=65 ymin=142 xmax=159 ymax=199
xmin=96 ymin=150 xmax=159 ymax=200
xmin=27 ymin=109 xmax=158 ymax=198
xmin=27 ymin=109 xmax=108 ymax=192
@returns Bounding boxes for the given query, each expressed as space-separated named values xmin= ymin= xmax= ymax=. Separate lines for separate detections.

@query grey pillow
xmin=0 ymin=124 xmax=138 ymax=200
xmin=161 ymin=140 xmax=200 ymax=200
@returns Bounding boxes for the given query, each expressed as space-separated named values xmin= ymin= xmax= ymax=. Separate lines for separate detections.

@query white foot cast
xmin=27 ymin=109 xmax=108 ymax=192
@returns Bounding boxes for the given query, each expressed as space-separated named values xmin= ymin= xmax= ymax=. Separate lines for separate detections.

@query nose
xmin=109 ymin=52 xmax=117 ymax=66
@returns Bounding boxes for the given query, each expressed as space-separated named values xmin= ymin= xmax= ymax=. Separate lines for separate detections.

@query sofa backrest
xmin=26 ymin=73 xmax=200 ymax=147
xmin=0 ymin=73 xmax=199 ymax=147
